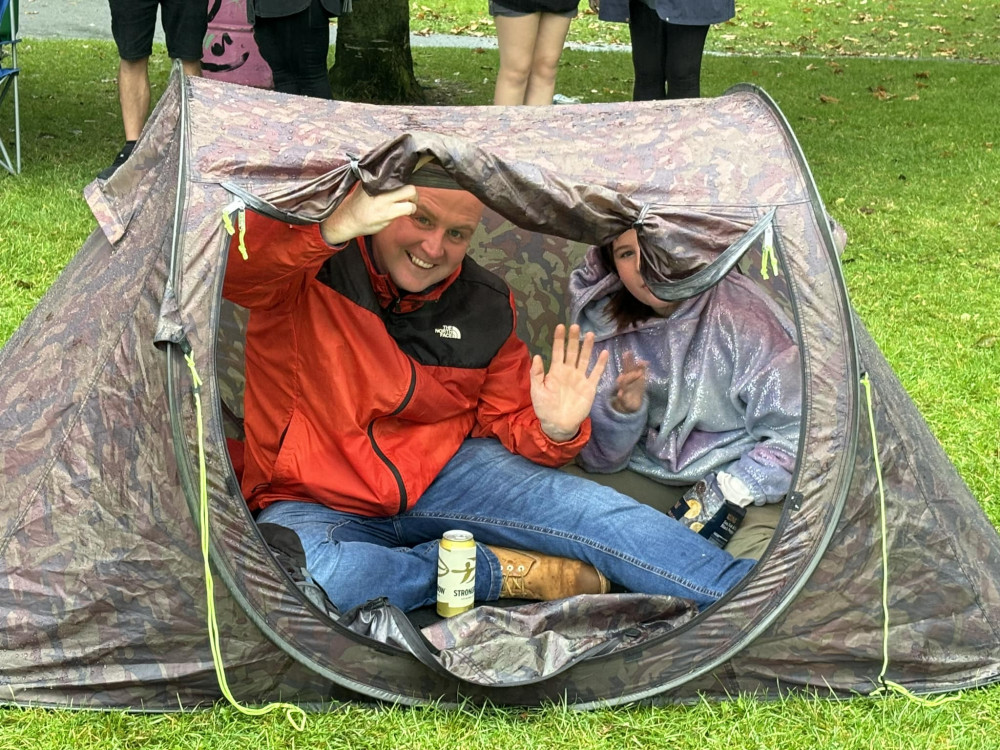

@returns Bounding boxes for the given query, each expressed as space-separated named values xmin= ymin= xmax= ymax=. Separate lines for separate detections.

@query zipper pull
xmin=222 ymin=198 xmax=248 ymax=260
xmin=760 ymin=220 xmax=778 ymax=280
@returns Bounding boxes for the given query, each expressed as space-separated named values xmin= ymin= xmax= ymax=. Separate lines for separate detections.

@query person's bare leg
xmin=180 ymin=58 xmax=203 ymax=78
xmin=118 ymin=57 xmax=151 ymax=141
xmin=523 ymin=13 xmax=572 ymax=106
xmin=493 ymin=14 xmax=540 ymax=105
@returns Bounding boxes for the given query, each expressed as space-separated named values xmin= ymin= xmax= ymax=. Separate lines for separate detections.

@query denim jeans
xmin=257 ymin=438 xmax=755 ymax=612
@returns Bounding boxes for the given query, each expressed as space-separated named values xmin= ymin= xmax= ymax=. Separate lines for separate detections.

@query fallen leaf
xmin=905 ymin=94 xmax=920 ymax=101
xmin=819 ymin=94 xmax=840 ymax=103
xmin=975 ymin=335 xmax=998 ymax=349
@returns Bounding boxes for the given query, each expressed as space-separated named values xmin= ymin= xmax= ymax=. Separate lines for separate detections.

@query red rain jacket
xmin=222 ymin=212 xmax=589 ymax=516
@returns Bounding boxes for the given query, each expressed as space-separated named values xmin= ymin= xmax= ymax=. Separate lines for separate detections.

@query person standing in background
xmin=248 ymin=0 xmax=351 ymax=99
xmin=589 ymin=0 xmax=734 ymax=100
xmin=99 ymin=0 xmax=208 ymax=180
xmin=490 ymin=1 xmax=579 ymax=105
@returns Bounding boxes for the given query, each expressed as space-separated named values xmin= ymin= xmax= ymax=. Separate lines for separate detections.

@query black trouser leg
xmin=628 ymin=0 xmax=667 ymax=101
xmin=253 ymin=0 xmax=332 ymax=99
xmin=628 ymin=2 xmax=710 ymax=101
xmin=663 ymin=22 xmax=709 ymax=100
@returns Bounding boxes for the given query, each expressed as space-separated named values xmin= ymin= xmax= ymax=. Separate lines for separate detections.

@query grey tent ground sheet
xmin=338 ymin=594 xmax=697 ymax=686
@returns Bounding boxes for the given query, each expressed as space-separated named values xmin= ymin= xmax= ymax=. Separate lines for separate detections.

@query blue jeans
xmin=257 ymin=438 xmax=755 ymax=612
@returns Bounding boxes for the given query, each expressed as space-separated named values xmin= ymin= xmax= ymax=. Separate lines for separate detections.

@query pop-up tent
xmin=2 ymin=69 xmax=999 ymax=710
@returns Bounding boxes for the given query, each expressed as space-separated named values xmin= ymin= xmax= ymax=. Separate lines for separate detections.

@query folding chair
xmin=0 ymin=0 xmax=21 ymax=175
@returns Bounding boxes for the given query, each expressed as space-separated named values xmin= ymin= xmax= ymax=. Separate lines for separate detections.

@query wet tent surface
xmin=2 ymin=72 xmax=999 ymax=708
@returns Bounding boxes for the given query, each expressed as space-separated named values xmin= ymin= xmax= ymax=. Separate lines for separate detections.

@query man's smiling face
xmin=370 ymin=186 xmax=485 ymax=294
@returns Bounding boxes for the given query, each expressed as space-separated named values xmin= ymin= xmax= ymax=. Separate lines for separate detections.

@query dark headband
xmin=409 ymin=158 xmax=463 ymax=190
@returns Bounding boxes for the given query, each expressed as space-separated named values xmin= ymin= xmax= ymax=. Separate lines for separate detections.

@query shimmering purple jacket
xmin=568 ymin=246 xmax=802 ymax=505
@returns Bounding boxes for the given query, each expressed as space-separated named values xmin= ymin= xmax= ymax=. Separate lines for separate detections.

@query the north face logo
xmin=435 ymin=325 xmax=461 ymax=340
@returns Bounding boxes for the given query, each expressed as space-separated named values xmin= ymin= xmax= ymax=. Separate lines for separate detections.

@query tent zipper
xmin=222 ymin=198 xmax=248 ymax=259
xmin=221 ymin=182 xmax=312 ymax=225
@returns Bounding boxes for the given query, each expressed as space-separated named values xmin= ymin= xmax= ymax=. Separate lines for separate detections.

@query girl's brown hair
xmin=598 ymin=242 xmax=660 ymax=332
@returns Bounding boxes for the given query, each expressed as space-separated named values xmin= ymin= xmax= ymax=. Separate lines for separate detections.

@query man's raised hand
xmin=529 ymin=323 xmax=609 ymax=442
xmin=320 ymin=184 xmax=419 ymax=246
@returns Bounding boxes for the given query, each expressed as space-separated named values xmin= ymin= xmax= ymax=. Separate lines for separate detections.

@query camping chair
xmin=0 ymin=0 xmax=21 ymax=175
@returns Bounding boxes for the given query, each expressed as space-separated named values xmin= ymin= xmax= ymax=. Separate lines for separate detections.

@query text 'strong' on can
xmin=437 ymin=530 xmax=476 ymax=617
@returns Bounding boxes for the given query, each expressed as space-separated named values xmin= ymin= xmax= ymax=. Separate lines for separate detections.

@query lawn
xmin=412 ymin=0 xmax=1000 ymax=61
xmin=1 ymin=2 xmax=999 ymax=747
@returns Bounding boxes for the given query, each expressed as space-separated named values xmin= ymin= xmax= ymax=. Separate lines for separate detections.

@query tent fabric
xmin=2 ymin=69 xmax=1000 ymax=709
xmin=419 ymin=595 xmax=698 ymax=686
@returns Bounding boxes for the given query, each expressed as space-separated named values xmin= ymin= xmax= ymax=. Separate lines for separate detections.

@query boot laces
xmin=500 ymin=562 xmax=528 ymax=597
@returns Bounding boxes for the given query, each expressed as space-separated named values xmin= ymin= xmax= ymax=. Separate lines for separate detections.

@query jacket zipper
xmin=367 ymin=358 xmax=417 ymax=515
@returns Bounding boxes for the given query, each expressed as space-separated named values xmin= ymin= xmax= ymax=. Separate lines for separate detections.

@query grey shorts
xmin=489 ymin=1 xmax=579 ymax=18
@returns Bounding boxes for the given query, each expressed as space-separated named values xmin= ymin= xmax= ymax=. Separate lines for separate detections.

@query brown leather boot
xmin=487 ymin=546 xmax=610 ymax=600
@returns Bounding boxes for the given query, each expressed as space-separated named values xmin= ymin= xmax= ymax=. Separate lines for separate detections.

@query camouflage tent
xmin=2 ymin=69 xmax=999 ymax=710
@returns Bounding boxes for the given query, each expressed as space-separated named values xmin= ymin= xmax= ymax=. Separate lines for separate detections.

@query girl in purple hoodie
xmin=568 ymin=229 xmax=802 ymax=554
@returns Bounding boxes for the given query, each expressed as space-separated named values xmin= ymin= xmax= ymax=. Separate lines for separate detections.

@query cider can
xmin=436 ymin=530 xmax=476 ymax=617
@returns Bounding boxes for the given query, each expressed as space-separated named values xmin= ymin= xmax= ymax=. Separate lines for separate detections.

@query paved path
xmin=19 ymin=0 xmax=491 ymax=45
xmin=19 ymin=0 xmax=118 ymax=41
xmin=19 ymin=0 xmax=626 ymax=51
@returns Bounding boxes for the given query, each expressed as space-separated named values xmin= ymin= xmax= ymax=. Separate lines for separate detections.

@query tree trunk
xmin=329 ymin=0 xmax=426 ymax=104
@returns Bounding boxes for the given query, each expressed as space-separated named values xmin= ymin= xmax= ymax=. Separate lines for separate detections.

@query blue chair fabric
xmin=0 ymin=0 xmax=21 ymax=175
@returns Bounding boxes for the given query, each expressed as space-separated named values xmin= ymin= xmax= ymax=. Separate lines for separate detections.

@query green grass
xmin=2 ymin=7 xmax=1000 ymax=747
xmin=409 ymin=0 xmax=1000 ymax=61
xmin=3 ymin=691 xmax=1000 ymax=749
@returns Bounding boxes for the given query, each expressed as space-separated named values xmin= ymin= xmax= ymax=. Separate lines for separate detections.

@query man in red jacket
xmin=225 ymin=176 xmax=754 ymax=614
